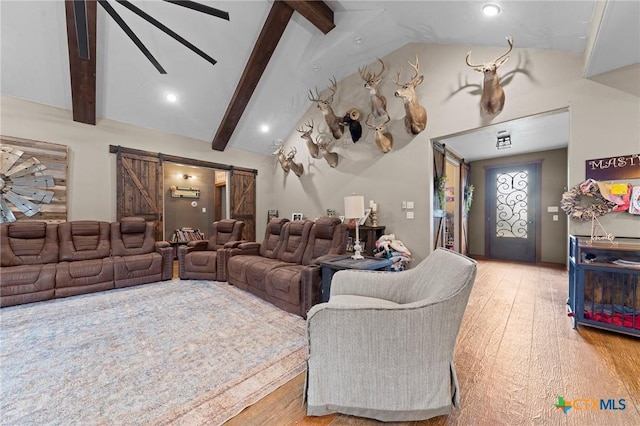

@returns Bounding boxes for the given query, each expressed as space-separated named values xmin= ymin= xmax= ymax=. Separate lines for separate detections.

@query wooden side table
xmin=319 ymin=255 xmax=393 ymax=303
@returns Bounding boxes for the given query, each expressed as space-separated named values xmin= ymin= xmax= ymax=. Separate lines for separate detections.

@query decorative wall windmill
xmin=0 ymin=146 xmax=55 ymax=223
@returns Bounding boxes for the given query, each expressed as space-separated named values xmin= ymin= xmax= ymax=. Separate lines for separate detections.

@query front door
xmin=485 ymin=162 xmax=540 ymax=262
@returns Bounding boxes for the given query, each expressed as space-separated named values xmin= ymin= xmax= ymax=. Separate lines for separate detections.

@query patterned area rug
xmin=0 ymin=280 xmax=307 ymax=425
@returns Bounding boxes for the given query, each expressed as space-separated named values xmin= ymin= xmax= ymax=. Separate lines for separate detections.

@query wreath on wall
xmin=561 ymin=179 xmax=616 ymax=220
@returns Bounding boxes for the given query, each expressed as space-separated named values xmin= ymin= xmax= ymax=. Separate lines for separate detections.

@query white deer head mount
xmin=465 ymin=36 xmax=514 ymax=115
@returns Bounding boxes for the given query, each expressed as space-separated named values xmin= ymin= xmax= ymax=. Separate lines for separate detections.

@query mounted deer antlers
xmin=285 ymin=147 xmax=304 ymax=177
xmin=466 ymin=36 xmax=513 ymax=115
xmin=315 ymin=134 xmax=339 ymax=168
xmin=308 ymin=76 xmax=344 ymax=139
xmin=296 ymin=119 xmax=319 ymax=158
xmin=392 ymin=55 xmax=427 ymax=135
xmin=274 ymin=145 xmax=290 ymax=173
xmin=365 ymin=113 xmax=393 ymax=154
xmin=358 ymin=58 xmax=388 ymax=118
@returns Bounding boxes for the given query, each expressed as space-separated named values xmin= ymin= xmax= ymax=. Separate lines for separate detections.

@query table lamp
xmin=344 ymin=194 xmax=365 ymax=259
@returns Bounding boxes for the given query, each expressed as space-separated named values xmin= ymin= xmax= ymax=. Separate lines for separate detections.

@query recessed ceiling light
xmin=312 ymin=64 xmax=321 ymax=72
xmin=165 ymin=93 xmax=177 ymax=102
xmin=260 ymin=124 xmax=270 ymax=133
xmin=353 ymin=35 xmax=364 ymax=45
xmin=482 ymin=3 xmax=501 ymax=16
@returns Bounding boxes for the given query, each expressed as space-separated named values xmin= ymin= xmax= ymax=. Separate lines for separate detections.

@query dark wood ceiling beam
xmin=211 ymin=1 xmax=294 ymax=151
xmin=283 ymin=0 xmax=335 ymax=34
xmin=212 ymin=0 xmax=335 ymax=151
xmin=64 ymin=0 xmax=97 ymax=125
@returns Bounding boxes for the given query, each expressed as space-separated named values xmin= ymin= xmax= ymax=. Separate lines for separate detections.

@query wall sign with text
xmin=586 ymin=153 xmax=640 ymax=181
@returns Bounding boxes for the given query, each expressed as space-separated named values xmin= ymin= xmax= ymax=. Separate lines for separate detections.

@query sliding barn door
xmin=116 ymin=150 xmax=163 ymax=240
xmin=230 ymin=168 xmax=256 ymax=242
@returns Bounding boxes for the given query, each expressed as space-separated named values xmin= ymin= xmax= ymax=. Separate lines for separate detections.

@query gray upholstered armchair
xmin=305 ymin=248 xmax=477 ymax=422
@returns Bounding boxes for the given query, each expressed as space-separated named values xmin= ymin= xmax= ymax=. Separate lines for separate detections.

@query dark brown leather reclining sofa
xmin=0 ymin=217 xmax=173 ymax=308
xmin=223 ymin=217 xmax=348 ymax=318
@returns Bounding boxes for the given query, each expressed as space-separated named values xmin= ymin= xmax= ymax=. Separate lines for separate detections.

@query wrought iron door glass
xmin=495 ymin=170 xmax=528 ymax=239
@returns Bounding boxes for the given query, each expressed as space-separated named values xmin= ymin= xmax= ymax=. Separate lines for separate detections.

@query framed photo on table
xmin=358 ymin=208 xmax=372 ymax=226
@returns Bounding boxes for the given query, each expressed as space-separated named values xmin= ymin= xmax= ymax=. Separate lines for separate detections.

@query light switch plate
xmin=406 ymin=211 xmax=414 ymax=219
xmin=547 ymin=206 xmax=559 ymax=212
xmin=406 ymin=201 xmax=414 ymax=209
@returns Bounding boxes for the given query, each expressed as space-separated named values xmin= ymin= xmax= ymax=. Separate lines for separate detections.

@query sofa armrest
xmin=224 ymin=240 xmax=246 ymax=249
xmin=300 ymin=264 xmax=323 ymax=318
xmin=187 ymin=240 xmax=209 ymax=250
xmin=232 ymin=242 xmax=261 ymax=256
xmin=156 ymin=241 xmax=170 ymax=249
xmin=155 ymin=242 xmax=174 ymax=281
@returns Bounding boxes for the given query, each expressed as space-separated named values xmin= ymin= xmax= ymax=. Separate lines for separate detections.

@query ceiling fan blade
xmin=161 ymin=0 xmax=229 ymax=21
xmin=98 ymin=0 xmax=167 ymax=74
xmin=73 ymin=0 xmax=91 ymax=59
xmin=0 ymin=146 xmax=24 ymax=175
xmin=115 ymin=0 xmax=217 ymax=66
xmin=3 ymin=191 xmax=42 ymax=217
xmin=0 ymin=197 xmax=17 ymax=223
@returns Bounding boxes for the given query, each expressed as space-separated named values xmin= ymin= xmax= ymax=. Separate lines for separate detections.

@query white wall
xmin=0 ymin=95 xmax=275 ymax=240
xmin=271 ymin=42 xmax=640 ymax=263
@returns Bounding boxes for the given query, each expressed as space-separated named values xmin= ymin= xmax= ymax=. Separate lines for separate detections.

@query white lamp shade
xmin=344 ymin=195 xmax=365 ymax=218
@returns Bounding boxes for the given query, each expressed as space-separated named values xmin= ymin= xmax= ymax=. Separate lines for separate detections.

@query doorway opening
xmin=163 ymin=163 xmax=230 ymax=242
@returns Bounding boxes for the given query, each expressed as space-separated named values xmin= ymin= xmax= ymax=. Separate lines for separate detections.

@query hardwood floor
xmin=224 ymin=259 xmax=640 ymax=426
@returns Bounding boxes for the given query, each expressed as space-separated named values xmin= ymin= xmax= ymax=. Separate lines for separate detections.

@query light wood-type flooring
xmin=222 ymin=259 xmax=640 ymax=426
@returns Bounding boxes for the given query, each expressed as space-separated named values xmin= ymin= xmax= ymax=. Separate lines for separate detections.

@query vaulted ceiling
xmin=1 ymin=1 xmax=638 ymax=158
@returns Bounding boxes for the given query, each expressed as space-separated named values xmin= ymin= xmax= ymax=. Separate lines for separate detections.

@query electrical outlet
xmin=553 ymin=214 xmax=558 ymax=221
xmin=202 ymin=207 xmax=207 ymax=213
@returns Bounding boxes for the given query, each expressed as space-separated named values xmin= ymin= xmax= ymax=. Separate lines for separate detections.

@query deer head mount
xmin=308 ymin=76 xmax=344 ymax=139
xmin=315 ymin=134 xmax=339 ymax=168
xmin=466 ymin=36 xmax=513 ymax=115
xmin=341 ymin=108 xmax=362 ymax=143
xmin=358 ymin=58 xmax=388 ymax=118
xmin=365 ymin=113 xmax=393 ymax=154
xmin=285 ymin=147 xmax=304 ymax=177
xmin=392 ymin=55 xmax=427 ymax=135
xmin=274 ymin=145 xmax=290 ymax=173
xmin=296 ymin=119 xmax=319 ymax=158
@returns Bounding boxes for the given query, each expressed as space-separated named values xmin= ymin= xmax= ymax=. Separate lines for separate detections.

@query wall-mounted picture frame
xmin=292 ymin=212 xmax=303 ymax=221
xmin=339 ymin=215 xmax=345 ymax=223
xmin=267 ymin=209 xmax=279 ymax=223
xmin=358 ymin=208 xmax=372 ymax=225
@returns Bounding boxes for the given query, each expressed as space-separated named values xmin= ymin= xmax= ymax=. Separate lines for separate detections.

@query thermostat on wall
xmin=191 ymin=201 xmax=198 ymax=207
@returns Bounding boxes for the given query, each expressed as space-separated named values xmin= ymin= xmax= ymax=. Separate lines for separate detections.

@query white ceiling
xmin=1 ymin=1 xmax=638 ymax=160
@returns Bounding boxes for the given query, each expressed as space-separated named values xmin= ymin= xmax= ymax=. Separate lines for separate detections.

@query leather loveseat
xmin=224 ymin=217 xmax=348 ymax=318
xmin=0 ymin=217 xmax=172 ymax=307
